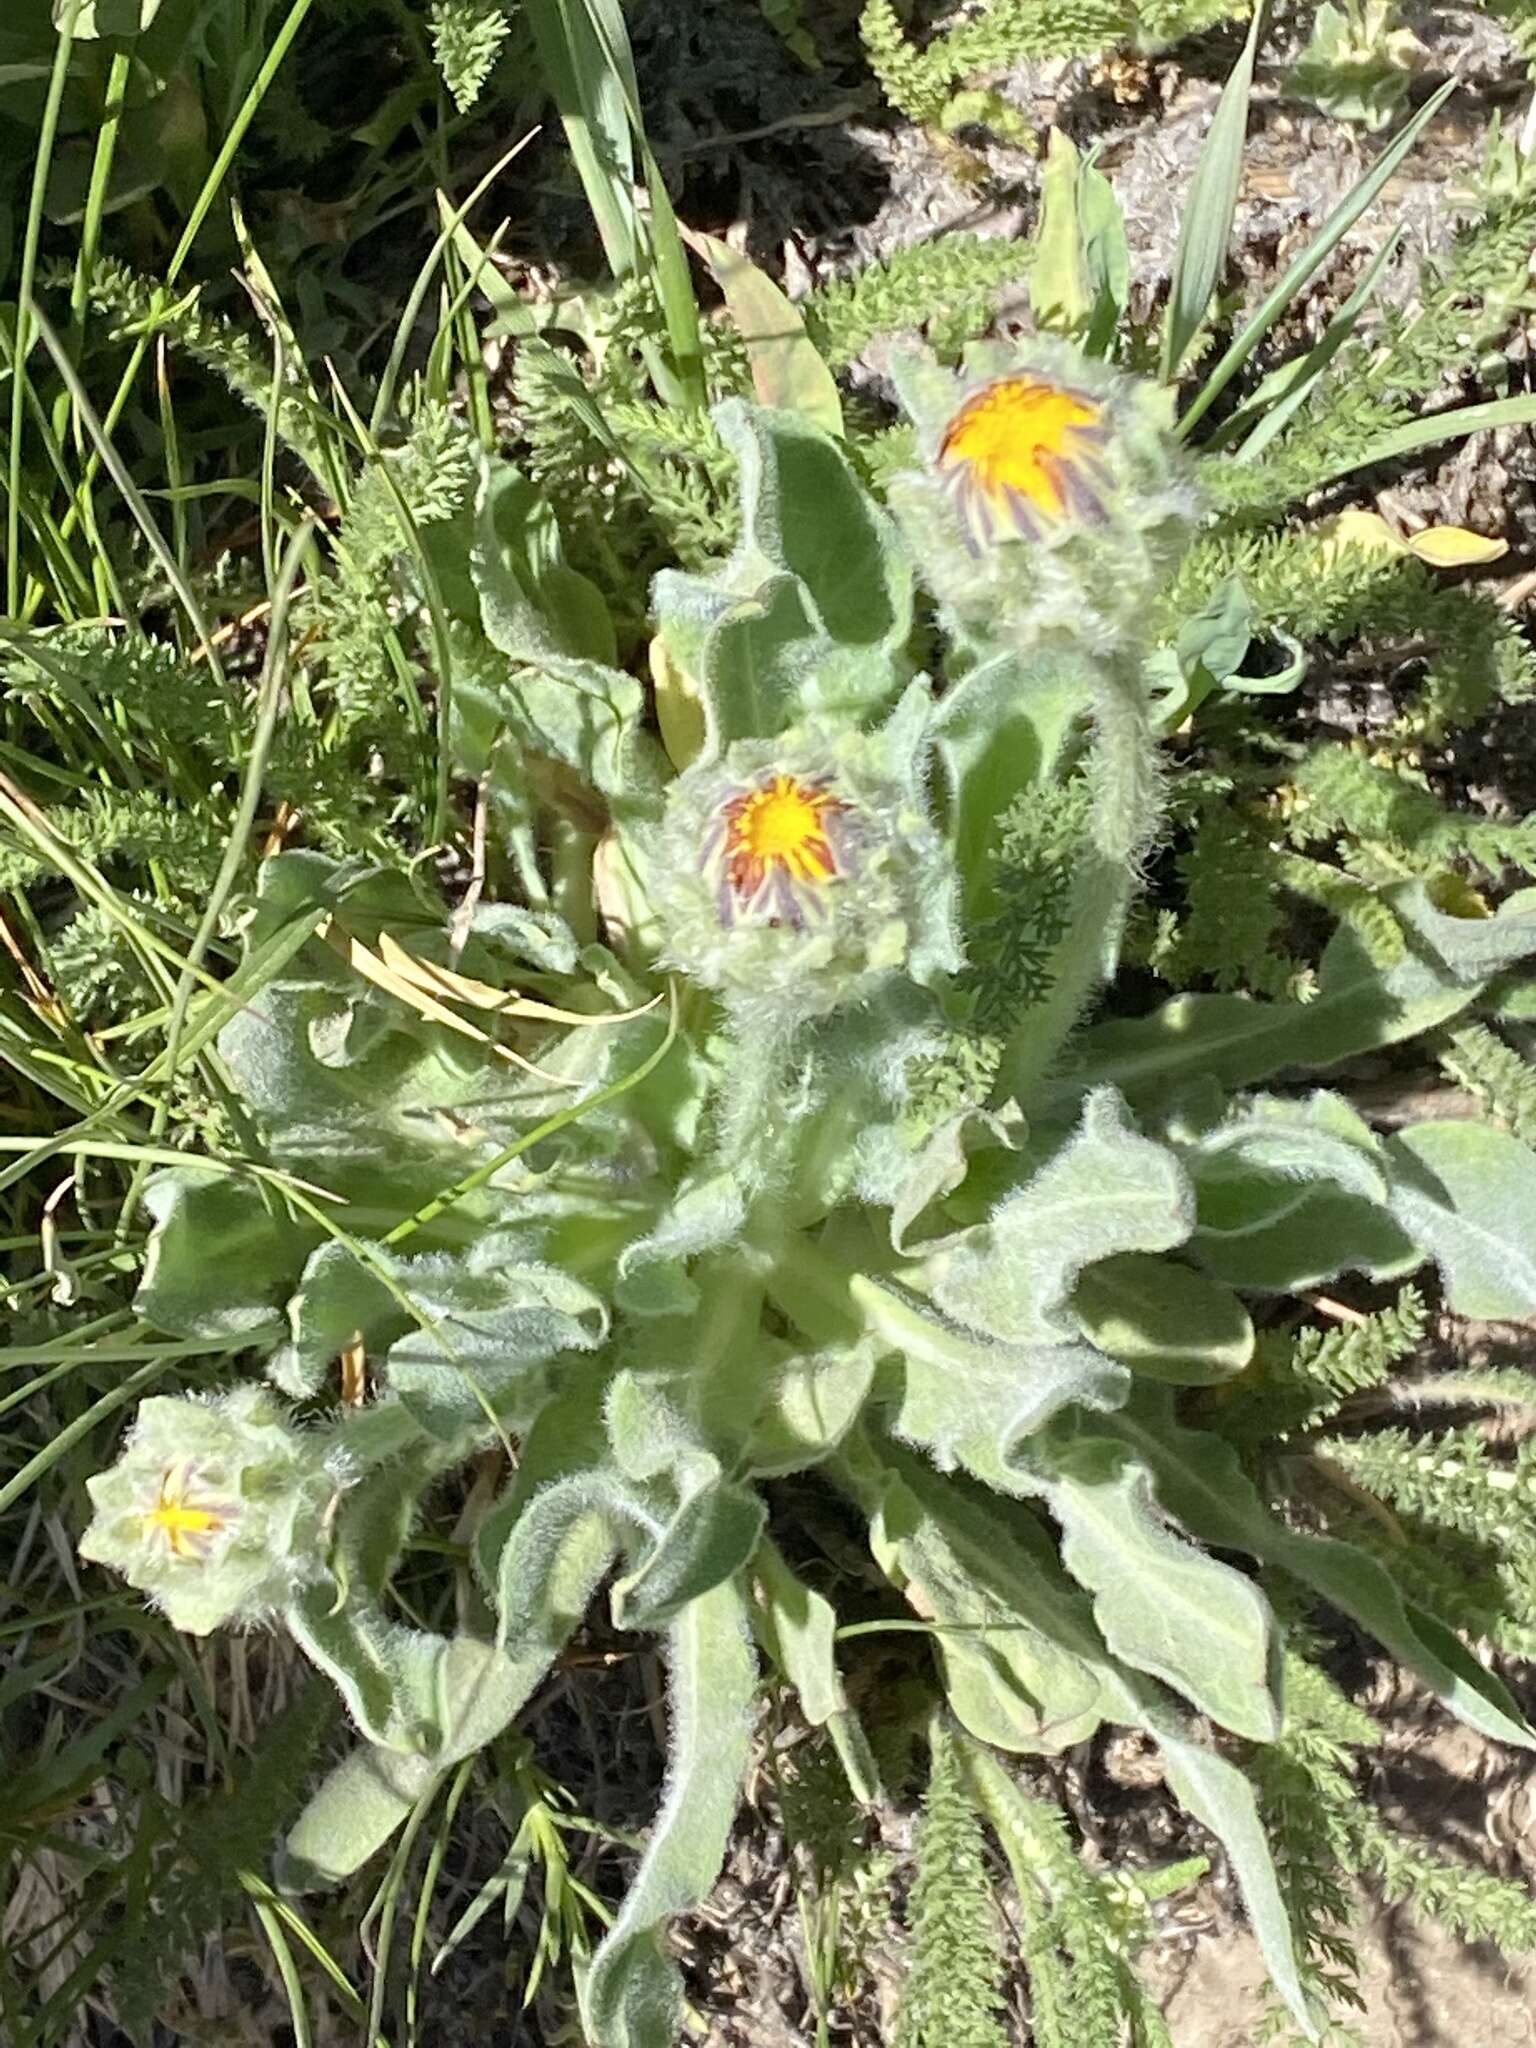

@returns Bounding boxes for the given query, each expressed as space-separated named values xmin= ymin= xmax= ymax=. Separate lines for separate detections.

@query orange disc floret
xmin=708 ymin=772 xmax=854 ymax=929
xmin=938 ymin=375 xmax=1113 ymax=549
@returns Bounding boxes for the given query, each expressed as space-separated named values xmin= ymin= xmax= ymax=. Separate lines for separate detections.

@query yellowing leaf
xmin=1319 ymin=509 xmax=1508 ymax=573
xmin=1405 ymin=526 xmax=1509 ymax=568
xmin=683 ymin=229 xmax=843 ymax=438
xmin=372 ymin=930 xmax=657 ymax=1027
xmin=650 ymin=632 xmax=706 ymax=771
xmin=1319 ymin=508 xmax=1402 ymax=565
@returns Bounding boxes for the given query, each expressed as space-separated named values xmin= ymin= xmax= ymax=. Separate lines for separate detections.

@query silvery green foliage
xmin=79 ymin=1388 xmax=337 ymax=1635
xmin=650 ymin=705 xmax=957 ymax=1021
xmin=888 ymin=337 xmax=1202 ymax=661
xmin=77 ymin=357 xmax=1536 ymax=2044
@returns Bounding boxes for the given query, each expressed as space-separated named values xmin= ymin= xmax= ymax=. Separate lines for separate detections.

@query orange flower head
xmin=708 ymin=772 xmax=855 ymax=929
xmin=141 ymin=1460 xmax=237 ymax=1562
xmin=938 ymin=374 xmax=1113 ymax=550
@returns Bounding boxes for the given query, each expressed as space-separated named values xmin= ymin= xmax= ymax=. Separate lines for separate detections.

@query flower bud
xmin=79 ymin=1387 xmax=338 ymax=1635
xmin=889 ymin=338 xmax=1201 ymax=657
xmin=651 ymin=716 xmax=954 ymax=1020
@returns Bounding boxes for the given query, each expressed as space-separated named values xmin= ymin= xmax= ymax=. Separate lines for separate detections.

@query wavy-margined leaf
xmin=382 ymin=1241 xmax=607 ymax=1439
xmin=1190 ymin=1179 xmax=1419 ymax=1293
xmin=579 ymin=1579 xmax=756 ymax=2048
xmin=1385 ymin=1120 xmax=1536 ymax=1319
xmin=837 ymin=1436 xmax=1316 ymax=2035
xmin=843 ymin=1437 xmax=1108 ymax=1756
xmin=1025 ymin=1434 xmax=1281 ymax=1742
xmin=1057 ymin=920 xmax=1482 ymax=1110
xmin=921 ymin=1088 xmax=1194 ymax=1345
xmin=651 ymin=401 xmax=910 ymax=749
xmin=136 ymin=1169 xmax=309 ymax=1341
xmin=890 ymin=1322 xmax=1127 ymax=1471
xmin=1180 ymin=1089 xmax=1391 ymax=1203
xmin=1072 ymin=1252 xmax=1253 ymax=1384
xmin=1107 ymin=1391 xmax=1536 ymax=1751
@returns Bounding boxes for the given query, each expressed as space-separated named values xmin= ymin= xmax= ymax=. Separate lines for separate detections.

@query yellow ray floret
xmin=706 ymin=773 xmax=855 ymax=929
xmin=938 ymin=375 xmax=1113 ymax=549
xmin=141 ymin=1460 xmax=237 ymax=1561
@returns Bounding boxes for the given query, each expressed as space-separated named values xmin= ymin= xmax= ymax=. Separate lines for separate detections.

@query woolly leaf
xmin=923 ymin=1089 xmax=1195 ymax=1345
xmin=1190 ymin=1181 xmax=1419 ymax=1292
xmin=579 ymin=1580 xmax=755 ymax=2048
xmin=381 ymin=1240 xmax=607 ymax=1439
xmin=1386 ymin=1120 xmax=1536 ymax=1318
xmin=752 ymin=1537 xmax=851 ymax=1728
xmin=136 ymin=1170 xmax=308 ymax=1341
xmin=1107 ymin=1393 xmax=1536 ymax=1750
xmin=1029 ymin=1433 xmax=1282 ymax=1741
xmin=1062 ymin=921 xmax=1480 ymax=1108
xmin=747 ymin=1337 xmax=879 ymax=1474
xmin=862 ymin=1446 xmax=1108 ymax=1755
xmin=651 ymin=400 xmax=911 ymax=747
xmin=610 ymin=1474 xmax=766 ymax=1632
xmin=277 ymin=1743 xmax=438 ymax=1892
xmin=1071 ymin=1252 xmax=1253 ymax=1384
xmin=1155 ymin=1728 xmax=1320 ymax=2040
xmin=470 ymin=455 xmax=616 ymax=666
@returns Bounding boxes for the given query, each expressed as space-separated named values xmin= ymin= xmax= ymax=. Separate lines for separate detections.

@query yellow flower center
xmin=716 ymin=773 xmax=851 ymax=927
xmin=938 ymin=375 xmax=1112 ymax=547
xmin=142 ymin=1462 xmax=234 ymax=1561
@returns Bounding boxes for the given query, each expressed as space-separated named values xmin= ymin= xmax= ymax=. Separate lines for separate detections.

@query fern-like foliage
xmin=111 ymin=1677 xmax=338 ymax=2036
xmin=429 ymin=0 xmax=511 ymax=112
xmin=69 ymin=256 xmax=332 ymax=485
xmin=1437 ymin=1022 xmax=1536 ymax=1147
xmin=896 ymin=1721 xmax=1010 ymax=2048
xmin=860 ymin=0 xmax=1241 ymax=127
xmin=804 ymin=234 xmax=1035 ymax=368
xmin=1215 ymin=1289 xmax=1428 ymax=1450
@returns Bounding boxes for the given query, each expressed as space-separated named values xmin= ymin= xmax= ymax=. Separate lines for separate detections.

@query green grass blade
xmin=1160 ymin=0 xmax=1268 ymax=385
xmin=1180 ymin=76 xmax=1457 ymax=438
xmin=1309 ymin=390 xmax=1536 ymax=483
xmin=6 ymin=0 xmax=83 ymax=618
xmin=1224 ymin=226 xmax=1404 ymax=459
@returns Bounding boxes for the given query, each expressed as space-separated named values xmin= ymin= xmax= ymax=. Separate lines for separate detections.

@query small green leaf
xmin=1387 ymin=1121 xmax=1536 ymax=1319
xmin=136 ymin=1170 xmax=307 ymax=1341
xmin=752 ymin=1536 xmax=849 ymax=1727
xmin=685 ymin=229 xmax=843 ymax=435
xmin=1032 ymin=1434 xmax=1282 ymax=1741
xmin=579 ymin=1581 xmax=755 ymax=2048
xmin=1072 ymin=1252 xmax=1253 ymax=1384
xmin=1029 ymin=128 xmax=1092 ymax=335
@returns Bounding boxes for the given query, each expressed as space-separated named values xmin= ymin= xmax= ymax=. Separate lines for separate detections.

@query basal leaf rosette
xmin=79 ymin=1387 xmax=338 ymax=1635
xmin=888 ymin=337 xmax=1201 ymax=656
xmin=651 ymin=714 xmax=955 ymax=1021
